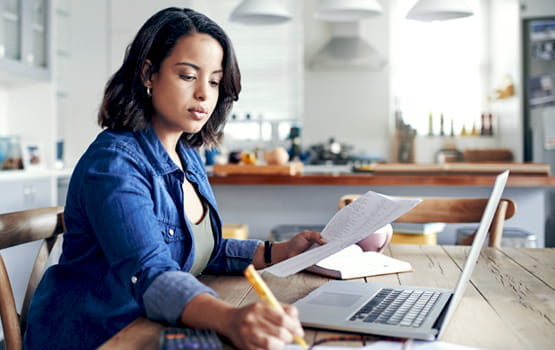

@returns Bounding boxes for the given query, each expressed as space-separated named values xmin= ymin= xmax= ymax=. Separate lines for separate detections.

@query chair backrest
xmin=0 ymin=207 xmax=65 ymax=350
xmin=338 ymin=195 xmax=516 ymax=248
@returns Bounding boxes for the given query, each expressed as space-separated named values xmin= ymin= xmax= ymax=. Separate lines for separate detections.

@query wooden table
xmin=99 ymin=245 xmax=555 ymax=350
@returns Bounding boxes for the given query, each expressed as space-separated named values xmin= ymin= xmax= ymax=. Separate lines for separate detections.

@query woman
xmin=24 ymin=7 xmax=323 ymax=350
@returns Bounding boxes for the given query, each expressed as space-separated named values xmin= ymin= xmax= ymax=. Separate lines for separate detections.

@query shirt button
xmin=131 ymin=276 xmax=138 ymax=284
xmin=169 ymin=228 xmax=175 ymax=236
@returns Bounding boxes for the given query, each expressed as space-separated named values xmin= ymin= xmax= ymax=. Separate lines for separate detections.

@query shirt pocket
xmin=159 ymin=221 xmax=190 ymax=267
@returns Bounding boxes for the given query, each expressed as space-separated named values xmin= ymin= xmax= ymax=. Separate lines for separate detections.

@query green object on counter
xmin=428 ymin=111 xmax=434 ymax=136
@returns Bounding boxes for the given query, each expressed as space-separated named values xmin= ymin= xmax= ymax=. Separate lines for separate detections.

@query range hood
xmin=309 ymin=22 xmax=386 ymax=70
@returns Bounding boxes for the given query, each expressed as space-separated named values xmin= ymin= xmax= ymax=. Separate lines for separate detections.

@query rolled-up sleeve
xmin=226 ymin=238 xmax=261 ymax=271
xmin=205 ymin=238 xmax=262 ymax=274
xmin=143 ymin=271 xmax=217 ymax=324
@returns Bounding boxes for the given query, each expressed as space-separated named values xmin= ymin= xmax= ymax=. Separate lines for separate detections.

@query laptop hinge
xmin=432 ymin=294 xmax=453 ymax=332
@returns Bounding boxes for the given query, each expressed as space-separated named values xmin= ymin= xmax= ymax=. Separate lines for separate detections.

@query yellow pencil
xmin=244 ymin=264 xmax=308 ymax=349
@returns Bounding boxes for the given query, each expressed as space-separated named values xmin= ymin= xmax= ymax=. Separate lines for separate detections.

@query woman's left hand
xmin=284 ymin=230 xmax=326 ymax=259
xmin=254 ymin=230 xmax=326 ymax=268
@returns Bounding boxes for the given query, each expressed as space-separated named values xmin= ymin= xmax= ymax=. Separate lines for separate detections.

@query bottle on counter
xmin=427 ymin=111 xmax=434 ymax=136
xmin=487 ymin=113 xmax=494 ymax=135
xmin=479 ymin=112 xmax=494 ymax=136
xmin=288 ymin=126 xmax=302 ymax=161
xmin=439 ymin=113 xmax=445 ymax=136
xmin=394 ymin=97 xmax=404 ymax=129
xmin=471 ymin=120 xmax=479 ymax=136
xmin=460 ymin=124 xmax=468 ymax=136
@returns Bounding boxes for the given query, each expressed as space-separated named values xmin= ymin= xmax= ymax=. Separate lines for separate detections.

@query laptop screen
xmin=437 ymin=170 xmax=509 ymax=337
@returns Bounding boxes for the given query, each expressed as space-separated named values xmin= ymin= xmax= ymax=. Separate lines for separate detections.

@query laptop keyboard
xmin=349 ymin=288 xmax=441 ymax=327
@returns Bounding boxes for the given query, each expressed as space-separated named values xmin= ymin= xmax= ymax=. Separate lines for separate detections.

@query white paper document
xmin=265 ymin=191 xmax=421 ymax=277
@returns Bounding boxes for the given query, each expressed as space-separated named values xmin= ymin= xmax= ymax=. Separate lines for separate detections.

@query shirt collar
xmin=134 ymin=126 xmax=180 ymax=175
xmin=134 ymin=126 xmax=203 ymax=177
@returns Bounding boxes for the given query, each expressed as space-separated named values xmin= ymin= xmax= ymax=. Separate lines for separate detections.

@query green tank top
xmin=189 ymin=205 xmax=215 ymax=276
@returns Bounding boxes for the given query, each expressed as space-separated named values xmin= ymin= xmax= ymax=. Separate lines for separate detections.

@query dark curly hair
xmin=98 ymin=7 xmax=241 ymax=147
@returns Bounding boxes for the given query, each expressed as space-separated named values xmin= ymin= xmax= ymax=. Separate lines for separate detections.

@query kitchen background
xmin=0 ymin=0 xmax=554 ymax=240
xmin=1 ymin=1 xmax=555 ymax=343
xmin=0 ymin=0 xmax=554 ymax=243
xmin=3 ymin=0 xmax=553 ymax=170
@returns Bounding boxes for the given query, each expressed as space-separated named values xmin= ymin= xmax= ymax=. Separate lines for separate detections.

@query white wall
xmin=57 ymin=1 xmax=109 ymax=168
xmin=7 ymin=82 xmax=56 ymax=166
xmin=303 ymin=0 xmax=392 ymax=159
xmin=109 ymin=0 xmax=191 ymax=73
xmin=488 ymin=0 xmax=523 ymax=161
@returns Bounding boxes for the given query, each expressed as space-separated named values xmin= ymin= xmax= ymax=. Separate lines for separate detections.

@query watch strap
xmin=264 ymin=240 xmax=273 ymax=266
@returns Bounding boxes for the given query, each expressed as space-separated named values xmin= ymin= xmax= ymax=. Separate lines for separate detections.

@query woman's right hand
xmin=181 ymin=292 xmax=304 ymax=349
xmin=220 ymin=301 xmax=305 ymax=350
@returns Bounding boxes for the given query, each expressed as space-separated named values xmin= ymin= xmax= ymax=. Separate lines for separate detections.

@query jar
xmin=435 ymin=147 xmax=463 ymax=164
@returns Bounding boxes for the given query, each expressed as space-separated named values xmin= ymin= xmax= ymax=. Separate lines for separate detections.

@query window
xmin=390 ymin=0 xmax=487 ymax=136
xmin=194 ymin=0 xmax=303 ymax=145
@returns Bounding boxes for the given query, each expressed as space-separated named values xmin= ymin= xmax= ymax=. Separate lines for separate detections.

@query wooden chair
xmin=338 ymin=195 xmax=516 ymax=248
xmin=0 ymin=207 xmax=65 ymax=350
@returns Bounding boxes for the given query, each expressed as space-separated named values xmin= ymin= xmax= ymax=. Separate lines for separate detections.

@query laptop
xmin=293 ymin=170 xmax=510 ymax=341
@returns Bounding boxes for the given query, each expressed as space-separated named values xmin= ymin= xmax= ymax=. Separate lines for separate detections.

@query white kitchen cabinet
xmin=0 ymin=173 xmax=54 ymax=213
xmin=0 ymin=0 xmax=52 ymax=85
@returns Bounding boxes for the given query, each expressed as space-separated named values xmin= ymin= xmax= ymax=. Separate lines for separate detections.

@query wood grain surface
xmin=99 ymin=246 xmax=555 ymax=350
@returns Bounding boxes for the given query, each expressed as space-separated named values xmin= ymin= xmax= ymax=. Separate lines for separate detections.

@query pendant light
xmin=229 ymin=0 xmax=292 ymax=25
xmin=406 ymin=0 xmax=474 ymax=22
xmin=314 ymin=0 xmax=384 ymax=22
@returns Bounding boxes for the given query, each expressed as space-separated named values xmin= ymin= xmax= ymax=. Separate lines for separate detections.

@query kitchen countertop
xmin=4 ymin=165 xmax=553 ymax=187
xmin=207 ymin=165 xmax=554 ymax=246
xmin=209 ymin=173 xmax=555 ymax=186
xmin=208 ymin=164 xmax=555 ymax=187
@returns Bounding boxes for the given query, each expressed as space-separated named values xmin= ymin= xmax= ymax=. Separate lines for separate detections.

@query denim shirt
xmin=23 ymin=127 xmax=261 ymax=350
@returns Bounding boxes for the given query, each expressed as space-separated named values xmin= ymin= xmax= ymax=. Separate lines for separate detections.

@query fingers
xmin=285 ymin=231 xmax=327 ymax=259
xmin=282 ymin=304 xmax=304 ymax=338
xmin=301 ymin=230 xmax=327 ymax=245
xmin=282 ymin=304 xmax=299 ymax=318
xmin=267 ymin=304 xmax=304 ymax=340
xmin=239 ymin=313 xmax=287 ymax=349
xmin=229 ymin=302 xmax=303 ymax=350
